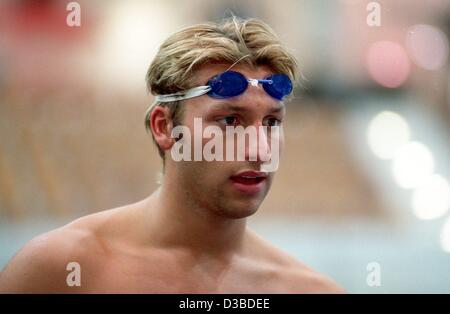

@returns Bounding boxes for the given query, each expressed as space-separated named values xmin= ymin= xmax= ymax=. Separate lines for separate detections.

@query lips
xmin=230 ymin=171 xmax=267 ymax=195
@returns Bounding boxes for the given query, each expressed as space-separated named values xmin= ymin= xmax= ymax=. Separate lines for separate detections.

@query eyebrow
xmin=210 ymin=102 xmax=285 ymax=114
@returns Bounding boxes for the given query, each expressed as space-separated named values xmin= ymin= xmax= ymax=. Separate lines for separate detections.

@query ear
xmin=149 ymin=106 xmax=175 ymax=153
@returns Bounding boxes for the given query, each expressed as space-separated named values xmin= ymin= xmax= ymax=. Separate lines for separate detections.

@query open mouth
xmin=230 ymin=176 xmax=266 ymax=185
xmin=230 ymin=171 xmax=268 ymax=195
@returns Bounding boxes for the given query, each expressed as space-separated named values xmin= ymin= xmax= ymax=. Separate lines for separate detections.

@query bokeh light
xmin=366 ymin=41 xmax=411 ymax=88
xmin=96 ymin=2 xmax=173 ymax=89
xmin=412 ymin=174 xmax=450 ymax=220
xmin=367 ymin=111 xmax=411 ymax=159
xmin=406 ymin=24 xmax=449 ymax=71
xmin=392 ymin=141 xmax=435 ymax=189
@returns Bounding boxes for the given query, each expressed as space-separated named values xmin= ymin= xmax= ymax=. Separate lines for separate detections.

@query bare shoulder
xmin=0 ymin=209 xmax=119 ymax=293
xmin=246 ymin=228 xmax=347 ymax=294
xmin=280 ymin=266 xmax=347 ymax=293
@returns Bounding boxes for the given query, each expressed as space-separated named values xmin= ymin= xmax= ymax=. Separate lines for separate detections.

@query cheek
xmin=184 ymin=162 xmax=230 ymax=197
xmin=279 ymin=130 xmax=285 ymax=151
xmin=268 ymin=127 xmax=284 ymax=152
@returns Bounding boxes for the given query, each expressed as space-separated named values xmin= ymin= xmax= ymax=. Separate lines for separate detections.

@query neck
xmin=144 ymin=171 xmax=248 ymax=256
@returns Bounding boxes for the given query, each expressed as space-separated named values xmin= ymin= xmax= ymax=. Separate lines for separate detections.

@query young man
xmin=0 ymin=17 xmax=345 ymax=293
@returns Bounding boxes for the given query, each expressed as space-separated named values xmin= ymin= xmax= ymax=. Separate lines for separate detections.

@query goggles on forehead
xmin=154 ymin=70 xmax=293 ymax=103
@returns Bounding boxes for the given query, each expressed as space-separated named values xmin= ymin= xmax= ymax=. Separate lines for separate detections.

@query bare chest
xmin=79 ymin=253 xmax=287 ymax=293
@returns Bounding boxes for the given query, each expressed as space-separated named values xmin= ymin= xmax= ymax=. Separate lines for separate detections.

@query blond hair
xmin=145 ymin=16 xmax=298 ymax=159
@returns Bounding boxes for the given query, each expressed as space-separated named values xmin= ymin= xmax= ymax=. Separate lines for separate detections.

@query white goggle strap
xmin=145 ymin=85 xmax=212 ymax=128
xmin=154 ymin=85 xmax=211 ymax=103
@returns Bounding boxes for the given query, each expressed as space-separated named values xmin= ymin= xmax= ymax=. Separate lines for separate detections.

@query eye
xmin=217 ymin=115 xmax=239 ymax=126
xmin=263 ymin=117 xmax=282 ymax=127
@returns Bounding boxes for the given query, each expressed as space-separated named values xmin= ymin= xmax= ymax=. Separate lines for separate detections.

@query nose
xmin=245 ymin=123 xmax=272 ymax=163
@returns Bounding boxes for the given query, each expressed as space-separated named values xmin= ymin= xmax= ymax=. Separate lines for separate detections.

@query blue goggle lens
xmin=263 ymin=74 xmax=293 ymax=100
xmin=208 ymin=71 xmax=248 ymax=98
xmin=207 ymin=71 xmax=292 ymax=100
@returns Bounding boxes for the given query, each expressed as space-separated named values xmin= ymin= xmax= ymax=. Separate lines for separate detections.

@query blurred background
xmin=0 ymin=0 xmax=449 ymax=293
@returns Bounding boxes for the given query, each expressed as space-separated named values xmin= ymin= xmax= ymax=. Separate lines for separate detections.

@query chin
xmin=219 ymin=210 xmax=257 ymax=220
xmin=217 ymin=200 xmax=261 ymax=219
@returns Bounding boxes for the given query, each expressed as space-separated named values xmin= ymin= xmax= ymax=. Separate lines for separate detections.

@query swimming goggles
xmin=154 ymin=70 xmax=293 ymax=103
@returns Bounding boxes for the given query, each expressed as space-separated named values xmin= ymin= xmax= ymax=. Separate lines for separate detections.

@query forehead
xmin=192 ymin=63 xmax=276 ymax=86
